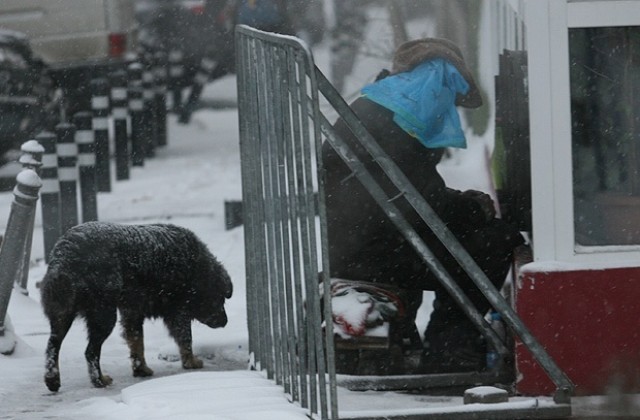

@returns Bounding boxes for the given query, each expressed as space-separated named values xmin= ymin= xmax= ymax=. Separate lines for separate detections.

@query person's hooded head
xmin=390 ymin=37 xmax=482 ymax=108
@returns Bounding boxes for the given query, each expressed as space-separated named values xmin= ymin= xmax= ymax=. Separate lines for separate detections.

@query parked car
xmin=0 ymin=0 xmax=138 ymax=117
xmin=0 ymin=30 xmax=59 ymax=160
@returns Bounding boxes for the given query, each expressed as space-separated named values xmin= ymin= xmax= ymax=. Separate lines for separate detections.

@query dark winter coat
xmin=322 ymin=97 xmax=523 ymax=305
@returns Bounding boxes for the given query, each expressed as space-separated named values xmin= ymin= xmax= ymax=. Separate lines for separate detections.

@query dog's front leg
xmin=164 ymin=312 xmax=203 ymax=369
xmin=121 ymin=315 xmax=154 ymax=377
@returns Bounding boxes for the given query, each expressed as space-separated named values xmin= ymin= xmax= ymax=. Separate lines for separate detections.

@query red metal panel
xmin=514 ymin=267 xmax=640 ymax=395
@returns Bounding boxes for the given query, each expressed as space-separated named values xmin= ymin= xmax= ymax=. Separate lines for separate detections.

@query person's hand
xmin=462 ymin=189 xmax=496 ymax=222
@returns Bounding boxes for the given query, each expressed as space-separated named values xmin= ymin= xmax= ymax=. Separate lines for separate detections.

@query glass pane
xmin=570 ymin=26 xmax=640 ymax=246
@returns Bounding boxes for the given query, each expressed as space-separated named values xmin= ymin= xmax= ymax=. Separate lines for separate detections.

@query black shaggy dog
xmin=40 ymin=222 xmax=233 ymax=392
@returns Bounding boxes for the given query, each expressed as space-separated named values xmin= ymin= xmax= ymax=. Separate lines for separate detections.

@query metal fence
xmin=235 ymin=25 xmax=337 ymax=420
xmin=235 ymin=23 xmax=573 ymax=419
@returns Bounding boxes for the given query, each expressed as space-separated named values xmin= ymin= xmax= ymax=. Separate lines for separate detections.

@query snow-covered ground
xmin=1 ymin=3 xmax=639 ymax=419
xmin=0 ymin=73 xmax=561 ymax=420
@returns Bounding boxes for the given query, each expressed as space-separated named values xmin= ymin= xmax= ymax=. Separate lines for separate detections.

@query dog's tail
xmin=40 ymin=266 xmax=78 ymax=321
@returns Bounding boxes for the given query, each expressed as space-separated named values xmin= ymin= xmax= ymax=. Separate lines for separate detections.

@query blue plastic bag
xmin=361 ymin=59 xmax=470 ymax=149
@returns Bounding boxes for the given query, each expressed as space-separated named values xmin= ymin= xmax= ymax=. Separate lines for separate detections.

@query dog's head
xmin=193 ymin=257 xmax=233 ymax=328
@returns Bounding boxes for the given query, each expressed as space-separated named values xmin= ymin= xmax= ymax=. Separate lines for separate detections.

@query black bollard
xmin=37 ymin=131 xmax=61 ymax=264
xmin=55 ymin=123 xmax=79 ymax=234
xmin=91 ymin=78 xmax=112 ymax=192
xmin=0 ymin=169 xmax=42 ymax=354
xmin=110 ymin=70 xmax=130 ymax=180
xmin=168 ymin=49 xmax=184 ymax=112
xmin=74 ymin=112 xmax=98 ymax=223
xmin=142 ymin=65 xmax=157 ymax=158
xmin=128 ymin=86 xmax=145 ymax=167
xmin=153 ymin=51 xmax=168 ymax=147
xmin=16 ymin=140 xmax=44 ymax=295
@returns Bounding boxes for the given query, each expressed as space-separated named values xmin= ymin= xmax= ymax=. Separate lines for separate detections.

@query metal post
xmin=153 ymin=51 xmax=168 ymax=147
xmin=37 ymin=131 xmax=61 ymax=263
xmin=91 ymin=78 xmax=112 ymax=192
xmin=0 ymin=169 xmax=42 ymax=354
xmin=16 ymin=140 xmax=43 ymax=295
xmin=168 ymin=49 xmax=184 ymax=112
xmin=142 ymin=64 xmax=157 ymax=158
xmin=55 ymin=123 xmax=79 ymax=234
xmin=110 ymin=70 xmax=130 ymax=180
xmin=74 ymin=112 xmax=98 ymax=222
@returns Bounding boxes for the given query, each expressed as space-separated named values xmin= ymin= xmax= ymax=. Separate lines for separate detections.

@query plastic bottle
xmin=486 ymin=311 xmax=506 ymax=370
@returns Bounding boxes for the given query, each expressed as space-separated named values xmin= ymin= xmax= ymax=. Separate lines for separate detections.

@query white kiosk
xmin=506 ymin=0 xmax=640 ymax=396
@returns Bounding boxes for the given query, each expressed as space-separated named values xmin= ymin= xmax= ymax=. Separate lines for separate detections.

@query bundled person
xmin=322 ymin=38 xmax=524 ymax=373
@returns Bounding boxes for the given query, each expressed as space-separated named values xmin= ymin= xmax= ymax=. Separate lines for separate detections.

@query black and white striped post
xmin=74 ymin=112 xmax=98 ymax=223
xmin=16 ymin=140 xmax=44 ymax=295
xmin=128 ymin=63 xmax=145 ymax=167
xmin=168 ymin=49 xmax=184 ymax=112
xmin=110 ymin=70 xmax=130 ymax=180
xmin=37 ymin=131 xmax=61 ymax=263
xmin=0 ymin=169 xmax=42 ymax=354
xmin=91 ymin=78 xmax=111 ymax=192
xmin=142 ymin=64 xmax=157 ymax=158
xmin=153 ymin=51 xmax=168 ymax=147
xmin=128 ymin=88 xmax=145 ymax=167
xmin=55 ymin=123 xmax=79 ymax=234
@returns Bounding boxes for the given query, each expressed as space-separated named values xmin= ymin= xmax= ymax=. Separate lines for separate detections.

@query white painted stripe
xmin=111 ymin=87 xmax=127 ymax=100
xmin=143 ymin=90 xmax=154 ymax=100
xmin=170 ymin=67 xmax=184 ymax=77
xmin=113 ymin=108 xmax=128 ymax=119
xmin=78 ymin=154 xmax=96 ymax=166
xmin=92 ymin=117 xmax=109 ymax=130
xmin=56 ymin=143 xmax=78 ymax=156
xmin=76 ymin=130 xmax=94 ymax=144
xmin=129 ymin=99 xmax=144 ymax=110
xmin=42 ymin=155 xmax=57 ymax=167
xmin=58 ymin=167 xmax=77 ymax=181
xmin=92 ymin=96 xmax=109 ymax=109
xmin=41 ymin=179 xmax=60 ymax=193
xmin=202 ymin=58 xmax=217 ymax=71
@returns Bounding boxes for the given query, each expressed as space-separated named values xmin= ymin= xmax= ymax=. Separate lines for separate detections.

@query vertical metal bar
xmin=286 ymin=50 xmax=309 ymax=409
xmin=277 ymin=44 xmax=300 ymax=403
xmin=243 ymin=34 xmax=267 ymax=373
xmin=270 ymin=44 xmax=296 ymax=396
xmin=256 ymin=39 xmax=278 ymax=379
xmin=235 ymin=30 xmax=254 ymax=360
xmin=292 ymin=54 xmax=319 ymax=417
xmin=296 ymin=51 xmax=329 ymax=420
xmin=263 ymin=42 xmax=285 ymax=388
xmin=251 ymin=37 xmax=272 ymax=376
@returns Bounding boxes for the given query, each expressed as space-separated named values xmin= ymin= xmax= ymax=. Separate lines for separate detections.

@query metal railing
xmin=235 ymin=25 xmax=337 ymax=420
xmin=236 ymin=23 xmax=573 ymax=419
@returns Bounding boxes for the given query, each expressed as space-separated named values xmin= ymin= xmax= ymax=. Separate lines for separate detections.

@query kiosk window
xmin=570 ymin=26 xmax=640 ymax=246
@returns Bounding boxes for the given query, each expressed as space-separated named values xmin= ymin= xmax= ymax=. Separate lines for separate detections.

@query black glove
xmin=462 ymin=189 xmax=496 ymax=222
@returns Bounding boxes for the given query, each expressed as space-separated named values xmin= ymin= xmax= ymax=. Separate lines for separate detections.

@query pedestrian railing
xmin=236 ymin=24 xmax=574 ymax=420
